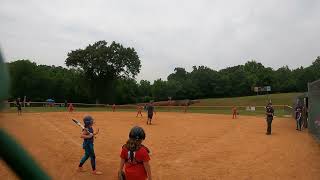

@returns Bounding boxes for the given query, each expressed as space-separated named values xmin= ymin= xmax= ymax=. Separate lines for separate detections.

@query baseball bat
xmin=72 ymin=119 xmax=90 ymax=134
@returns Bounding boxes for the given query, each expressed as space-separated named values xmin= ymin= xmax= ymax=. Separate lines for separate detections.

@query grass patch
xmin=194 ymin=92 xmax=302 ymax=106
xmin=2 ymin=105 xmax=292 ymax=117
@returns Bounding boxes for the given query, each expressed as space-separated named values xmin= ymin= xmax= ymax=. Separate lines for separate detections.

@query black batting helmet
xmin=129 ymin=126 xmax=146 ymax=140
xmin=83 ymin=115 xmax=93 ymax=128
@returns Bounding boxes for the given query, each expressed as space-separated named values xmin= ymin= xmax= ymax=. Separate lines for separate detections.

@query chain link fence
xmin=308 ymin=79 xmax=320 ymax=140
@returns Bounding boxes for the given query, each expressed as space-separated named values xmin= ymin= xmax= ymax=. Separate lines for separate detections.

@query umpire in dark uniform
xmin=265 ymin=102 xmax=274 ymax=135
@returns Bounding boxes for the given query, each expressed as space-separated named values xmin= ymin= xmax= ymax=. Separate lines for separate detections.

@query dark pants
xmin=17 ymin=106 xmax=22 ymax=115
xmin=296 ymin=118 xmax=302 ymax=130
xmin=147 ymin=114 xmax=153 ymax=124
xmin=79 ymin=143 xmax=96 ymax=170
xmin=266 ymin=118 xmax=273 ymax=134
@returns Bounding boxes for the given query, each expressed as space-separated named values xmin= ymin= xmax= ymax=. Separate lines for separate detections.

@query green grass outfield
xmin=2 ymin=92 xmax=299 ymax=117
xmin=2 ymin=105 xmax=292 ymax=117
xmin=194 ymin=92 xmax=302 ymax=106
xmin=3 ymin=107 xmax=109 ymax=113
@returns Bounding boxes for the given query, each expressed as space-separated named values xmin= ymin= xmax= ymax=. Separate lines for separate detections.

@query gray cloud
xmin=1 ymin=0 xmax=320 ymax=81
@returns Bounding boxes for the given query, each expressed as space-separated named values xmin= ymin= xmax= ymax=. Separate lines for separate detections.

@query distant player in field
xmin=294 ymin=106 xmax=300 ymax=120
xmin=64 ymin=100 xmax=68 ymax=108
xmin=16 ymin=98 xmax=22 ymax=115
xmin=112 ymin=104 xmax=116 ymax=112
xmin=119 ymin=126 xmax=152 ymax=180
xmin=68 ymin=103 xmax=74 ymax=112
xmin=184 ymin=104 xmax=188 ymax=113
xmin=265 ymin=103 xmax=274 ymax=135
xmin=136 ymin=105 xmax=143 ymax=117
xmin=296 ymin=107 xmax=302 ymax=131
xmin=232 ymin=106 xmax=237 ymax=119
xmin=146 ymin=102 xmax=155 ymax=125
xmin=78 ymin=116 xmax=102 ymax=175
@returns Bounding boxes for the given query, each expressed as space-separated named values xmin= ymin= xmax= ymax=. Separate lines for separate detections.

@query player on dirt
xmin=146 ymin=101 xmax=155 ymax=125
xmin=265 ymin=102 xmax=274 ymax=135
xmin=119 ymin=126 xmax=152 ymax=180
xmin=68 ymin=103 xmax=74 ymax=112
xmin=232 ymin=106 xmax=237 ymax=119
xmin=296 ymin=107 xmax=303 ymax=131
xmin=112 ymin=104 xmax=116 ymax=112
xmin=16 ymin=98 xmax=22 ymax=115
xmin=136 ymin=105 xmax=143 ymax=117
xmin=184 ymin=103 xmax=188 ymax=113
xmin=78 ymin=116 xmax=102 ymax=175
xmin=64 ymin=100 xmax=68 ymax=108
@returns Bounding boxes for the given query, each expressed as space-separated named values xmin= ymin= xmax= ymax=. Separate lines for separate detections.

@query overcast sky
xmin=1 ymin=0 xmax=319 ymax=81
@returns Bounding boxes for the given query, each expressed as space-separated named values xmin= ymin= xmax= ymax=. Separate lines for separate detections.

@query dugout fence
xmin=308 ymin=79 xmax=320 ymax=140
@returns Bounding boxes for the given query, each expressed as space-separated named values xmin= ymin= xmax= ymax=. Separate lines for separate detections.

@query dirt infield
xmin=1 ymin=112 xmax=320 ymax=180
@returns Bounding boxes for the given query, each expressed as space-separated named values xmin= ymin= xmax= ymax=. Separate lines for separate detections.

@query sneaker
xmin=77 ymin=167 xmax=86 ymax=172
xmin=92 ymin=170 xmax=103 ymax=175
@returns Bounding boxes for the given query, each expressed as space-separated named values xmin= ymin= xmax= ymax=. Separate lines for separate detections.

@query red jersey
xmin=138 ymin=106 xmax=142 ymax=112
xmin=232 ymin=107 xmax=237 ymax=114
xmin=68 ymin=103 xmax=74 ymax=111
xmin=120 ymin=146 xmax=150 ymax=180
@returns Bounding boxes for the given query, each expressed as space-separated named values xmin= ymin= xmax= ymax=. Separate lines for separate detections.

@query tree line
xmin=6 ymin=40 xmax=320 ymax=104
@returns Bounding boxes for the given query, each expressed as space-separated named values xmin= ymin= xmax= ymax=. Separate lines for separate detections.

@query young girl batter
xmin=78 ymin=116 xmax=102 ymax=175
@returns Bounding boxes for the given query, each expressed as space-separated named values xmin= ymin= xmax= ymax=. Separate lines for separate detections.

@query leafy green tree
xmin=7 ymin=55 xmax=320 ymax=105
xmin=65 ymin=40 xmax=141 ymax=103
xmin=167 ymin=67 xmax=188 ymax=81
xmin=151 ymin=79 xmax=168 ymax=101
xmin=138 ymin=80 xmax=152 ymax=97
xmin=166 ymin=80 xmax=182 ymax=99
xmin=273 ymin=66 xmax=296 ymax=92
xmin=309 ymin=56 xmax=320 ymax=79
xmin=7 ymin=60 xmax=90 ymax=102
xmin=114 ymin=78 xmax=139 ymax=104
xmin=8 ymin=60 xmax=48 ymax=101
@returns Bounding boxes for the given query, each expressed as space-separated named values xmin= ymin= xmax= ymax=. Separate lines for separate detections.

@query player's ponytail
xmin=125 ymin=139 xmax=142 ymax=161
xmin=125 ymin=139 xmax=141 ymax=151
xmin=124 ymin=126 xmax=145 ymax=161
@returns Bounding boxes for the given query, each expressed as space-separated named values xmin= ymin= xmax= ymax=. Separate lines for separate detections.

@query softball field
xmin=0 ymin=112 xmax=320 ymax=180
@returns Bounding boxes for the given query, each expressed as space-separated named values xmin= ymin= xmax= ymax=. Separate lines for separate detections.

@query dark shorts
xmin=267 ymin=116 xmax=273 ymax=121
xmin=17 ymin=106 xmax=21 ymax=111
xmin=148 ymin=114 xmax=153 ymax=119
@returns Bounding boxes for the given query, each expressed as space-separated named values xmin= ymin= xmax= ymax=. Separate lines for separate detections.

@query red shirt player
xmin=119 ymin=126 xmax=152 ymax=180
xmin=184 ymin=105 xmax=188 ymax=113
xmin=68 ymin=103 xmax=74 ymax=112
xmin=232 ymin=106 xmax=237 ymax=119
xmin=112 ymin=104 xmax=116 ymax=112
xmin=136 ymin=105 xmax=143 ymax=117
